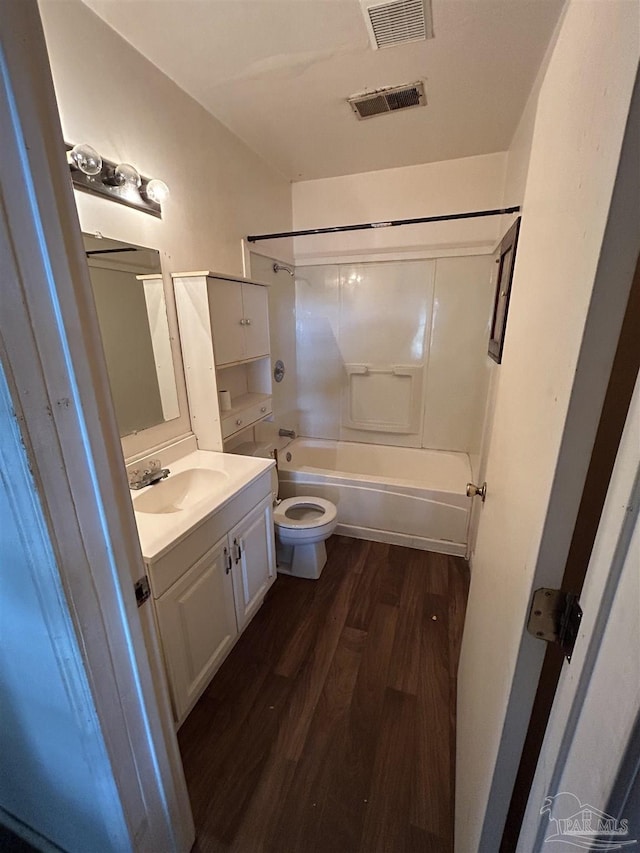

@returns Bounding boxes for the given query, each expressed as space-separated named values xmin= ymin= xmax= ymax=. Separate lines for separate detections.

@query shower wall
xmin=250 ymin=252 xmax=299 ymax=442
xmin=295 ymin=255 xmax=494 ymax=455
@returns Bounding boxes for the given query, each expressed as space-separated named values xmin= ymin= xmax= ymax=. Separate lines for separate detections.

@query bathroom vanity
xmin=132 ymin=450 xmax=276 ymax=726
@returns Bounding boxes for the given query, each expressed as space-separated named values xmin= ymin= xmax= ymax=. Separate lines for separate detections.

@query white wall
xmin=466 ymin=15 xmax=561 ymax=545
xmin=456 ymin=2 xmax=640 ymax=850
xmin=292 ymin=152 xmax=508 ymax=263
xmin=39 ymin=0 xmax=292 ymax=457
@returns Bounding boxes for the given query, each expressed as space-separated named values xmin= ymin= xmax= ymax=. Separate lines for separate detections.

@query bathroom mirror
xmin=83 ymin=233 xmax=180 ymax=437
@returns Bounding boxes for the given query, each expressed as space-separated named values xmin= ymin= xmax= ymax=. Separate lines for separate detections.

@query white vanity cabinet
xmin=142 ymin=465 xmax=276 ymax=726
xmin=228 ymin=494 xmax=275 ymax=631
xmin=172 ymin=271 xmax=272 ymax=451
xmin=155 ymin=535 xmax=237 ymax=722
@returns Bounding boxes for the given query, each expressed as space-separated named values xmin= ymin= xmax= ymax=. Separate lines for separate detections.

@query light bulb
xmin=114 ymin=163 xmax=141 ymax=188
xmin=146 ymin=178 xmax=170 ymax=205
xmin=68 ymin=143 xmax=102 ymax=176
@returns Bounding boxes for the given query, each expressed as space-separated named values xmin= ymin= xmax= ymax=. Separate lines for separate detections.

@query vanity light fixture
xmin=66 ymin=142 xmax=169 ymax=218
xmin=68 ymin=142 xmax=102 ymax=176
xmin=145 ymin=179 xmax=170 ymax=205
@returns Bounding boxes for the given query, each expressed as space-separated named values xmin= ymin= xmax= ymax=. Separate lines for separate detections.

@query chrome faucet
xmin=278 ymin=428 xmax=296 ymax=439
xmin=129 ymin=459 xmax=170 ymax=490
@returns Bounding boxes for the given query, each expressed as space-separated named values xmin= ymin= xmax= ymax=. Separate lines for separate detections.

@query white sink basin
xmin=133 ymin=468 xmax=230 ymax=515
xmin=131 ymin=449 xmax=275 ymax=562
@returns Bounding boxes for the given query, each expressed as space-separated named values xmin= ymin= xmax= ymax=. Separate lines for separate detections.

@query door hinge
xmin=134 ymin=575 xmax=151 ymax=608
xmin=527 ymin=588 xmax=583 ymax=662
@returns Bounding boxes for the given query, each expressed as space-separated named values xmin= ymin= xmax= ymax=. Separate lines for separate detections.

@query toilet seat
xmin=273 ymin=496 xmax=337 ymax=530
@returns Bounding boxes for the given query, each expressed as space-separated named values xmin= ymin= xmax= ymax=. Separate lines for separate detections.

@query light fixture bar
xmin=65 ymin=143 xmax=164 ymax=218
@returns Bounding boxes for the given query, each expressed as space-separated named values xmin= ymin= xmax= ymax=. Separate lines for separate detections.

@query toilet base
xmin=277 ymin=540 xmax=327 ymax=580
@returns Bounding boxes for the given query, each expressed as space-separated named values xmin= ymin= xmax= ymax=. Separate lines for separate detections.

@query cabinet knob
xmin=246 ymin=318 xmax=252 ymax=325
xmin=236 ymin=418 xmax=243 ymax=426
xmin=239 ymin=319 xmax=246 ymax=326
xmin=260 ymin=406 xmax=267 ymax=413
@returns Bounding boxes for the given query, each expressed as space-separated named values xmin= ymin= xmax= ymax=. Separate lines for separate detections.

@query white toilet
xmin=233 ymin=441 xmax=338 ymax=579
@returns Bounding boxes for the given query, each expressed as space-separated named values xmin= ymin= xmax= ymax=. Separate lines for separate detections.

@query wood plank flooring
xmin=178 ymin=536 xmax=470 ymax=853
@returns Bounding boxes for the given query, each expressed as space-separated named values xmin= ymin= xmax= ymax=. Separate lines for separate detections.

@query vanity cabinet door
xmin=229 ymin=495 xmax=276 ymax=631
xmin=210 ymin=278 xmax=245 ymax=366
xmin=241 ymin=282 xmax=270 ymax=360
xmin=155 ymin=535 xmax=237 ymax=723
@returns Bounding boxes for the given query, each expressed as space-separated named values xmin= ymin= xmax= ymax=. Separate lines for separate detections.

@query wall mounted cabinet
xmin=173 ymin=271 xmax=272 ymax=450
xmin=209 ymin=277 xmax=270 ymax=366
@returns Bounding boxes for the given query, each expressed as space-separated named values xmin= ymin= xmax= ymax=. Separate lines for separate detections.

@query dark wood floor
xmin=178 ymin=536 xmax=470 ymax=853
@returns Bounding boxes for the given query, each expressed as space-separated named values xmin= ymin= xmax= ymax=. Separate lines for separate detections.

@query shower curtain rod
xmin=246 ymin=206 xmax=521 ymax=243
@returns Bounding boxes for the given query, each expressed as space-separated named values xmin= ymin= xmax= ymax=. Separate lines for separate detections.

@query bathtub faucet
xmin=278 ymin=428 xmax=296 ymax=439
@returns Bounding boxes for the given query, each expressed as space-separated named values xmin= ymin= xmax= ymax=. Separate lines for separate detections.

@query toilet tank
xmin=231 ymin=441 xmax=279 ymax=500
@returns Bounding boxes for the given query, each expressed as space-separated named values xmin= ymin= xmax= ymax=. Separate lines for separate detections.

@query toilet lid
xmin=273 ymin=496 xmax=337 ymax=529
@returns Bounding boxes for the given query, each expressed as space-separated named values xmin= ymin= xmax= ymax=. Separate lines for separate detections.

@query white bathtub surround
xmin=295 ymin=256 xmax=494 ymax=455
xmin=250 ymin=253 xmax=299 ymax=444
xmin=343 ymin=363 xmax=424 ymax=434
xmin=296 ymin=260 xmax=434 ymax=447
xmin=422 ymin=255 xmax=495 ymax=452
xmin=277 ymin=438 xmax=471 ymax=555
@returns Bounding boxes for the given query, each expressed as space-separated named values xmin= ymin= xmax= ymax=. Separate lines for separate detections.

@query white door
xmin=229 ymin=496 xmax=276 ymax=631
xmin=241 ymin=282 xmax=270 ymax=360
xmin=518 ymin=377 xmax=640 ymax=849
xmin=210 ymin=278 xmax=245 ymax=365
xmin=155 ymin=537 xmax=238 ymax=722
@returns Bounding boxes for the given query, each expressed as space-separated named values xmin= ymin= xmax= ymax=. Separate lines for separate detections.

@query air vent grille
xmin=348 ymin=81 xmax=426 ymax=120
xmin=361 ymin=0 xmax=434 ymax=50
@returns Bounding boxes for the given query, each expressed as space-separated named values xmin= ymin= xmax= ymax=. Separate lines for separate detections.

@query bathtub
xmin=277 ymin=438 xmax=472 ymax=556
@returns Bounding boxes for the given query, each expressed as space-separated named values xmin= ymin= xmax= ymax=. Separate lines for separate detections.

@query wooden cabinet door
xmin=155 ymin=536 xmax=237 ymax=723
xmin=229 ymin=495 xmax=276 ymax=631
xmin=209 ymin=278 xmax=245 ymax=365
xmin=241 ymin=282 xmax=270 ymax=360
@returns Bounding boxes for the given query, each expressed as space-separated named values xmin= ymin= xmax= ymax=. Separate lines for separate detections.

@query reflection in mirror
xmin=83 ymin=234 xmax=180 ymax=437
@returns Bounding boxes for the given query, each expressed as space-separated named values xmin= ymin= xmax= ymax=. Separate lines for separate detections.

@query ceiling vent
xmin=360 ymin=0 xmax=434 ymax=50
xmin=348 ymin=81 xmax=426 ymax=120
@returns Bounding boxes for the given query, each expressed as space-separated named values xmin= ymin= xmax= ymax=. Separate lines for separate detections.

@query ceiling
xmin=82 ymin=0 xmax=564 ymax=182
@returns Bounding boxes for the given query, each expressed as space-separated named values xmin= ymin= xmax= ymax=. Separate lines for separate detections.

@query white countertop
xmin=132 ymin=449 xmax=274 ymax=562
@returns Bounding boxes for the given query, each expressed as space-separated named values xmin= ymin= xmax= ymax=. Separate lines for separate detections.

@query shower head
xmin=273 ymin=262 xmax=294 ymax=277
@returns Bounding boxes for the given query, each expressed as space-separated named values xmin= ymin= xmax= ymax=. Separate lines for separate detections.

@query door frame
xmin=0 ymin=2 xmax=193 ymax=848
xmin=518 ymin=374 xmax=640 ymax=848
xmin=502 ymin=231 xmax=640 ymax=849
